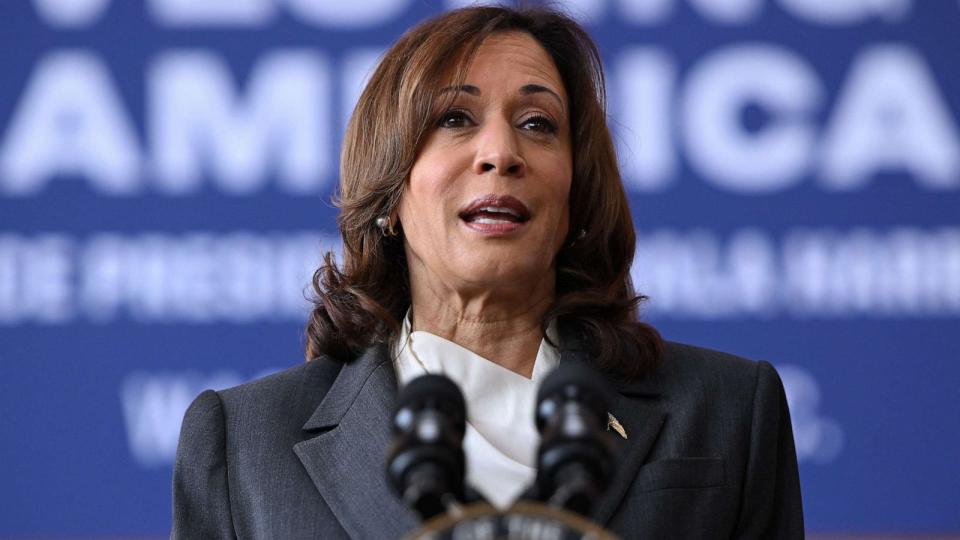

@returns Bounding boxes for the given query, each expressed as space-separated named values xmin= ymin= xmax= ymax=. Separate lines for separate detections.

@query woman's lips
xmin=463 ymin=218 xmax=526 ymax=234
xmin=458 ymin=195 xmax=530 ymax=235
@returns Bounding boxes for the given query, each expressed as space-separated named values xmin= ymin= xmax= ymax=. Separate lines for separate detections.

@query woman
xmin=172 ymin=6 xmax=803 ymax=539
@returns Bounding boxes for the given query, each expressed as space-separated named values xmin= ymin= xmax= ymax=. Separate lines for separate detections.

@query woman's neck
xmin=407 ymin=276 xmax=554 ymax=379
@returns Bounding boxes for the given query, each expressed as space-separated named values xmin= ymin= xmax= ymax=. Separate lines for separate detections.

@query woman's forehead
xmin=440 ymin=32 xmax=567 ymax=104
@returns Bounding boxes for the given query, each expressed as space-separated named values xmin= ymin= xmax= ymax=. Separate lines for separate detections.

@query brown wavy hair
xmin=305 ymin=6 xmax=662 ymax=377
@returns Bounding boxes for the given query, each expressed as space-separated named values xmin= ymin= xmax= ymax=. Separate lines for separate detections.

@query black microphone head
xmin=396 ymin=373 xmax=465 ymax=410
xmin=535 ymin=361 xmax=612 ymax=432
xmin=533 ymin=361 xmax=617 ymax=516
xmin=387 ymin=373 xmax=468 ymax=520
xmin=394 ymin=374 xmax=466 ymax=438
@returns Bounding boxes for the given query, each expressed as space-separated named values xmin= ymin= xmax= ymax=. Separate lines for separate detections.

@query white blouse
xmin=392 ymin=312 xmax=560 ymax=509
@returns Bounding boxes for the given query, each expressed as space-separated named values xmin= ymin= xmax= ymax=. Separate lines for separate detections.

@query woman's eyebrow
xmin=438 ymin=83 xmax=564 ymax=109
xmin=439 ymin=84 xmax=480 ymax=96
xmin=520 ymin=84 xmax=564 ymax=108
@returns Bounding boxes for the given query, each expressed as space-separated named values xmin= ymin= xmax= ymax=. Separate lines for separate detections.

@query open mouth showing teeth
xmin=460 ymin=206 xmax=528 ymax=224
xmin=458 ymin=196 xmax=531 ymax=226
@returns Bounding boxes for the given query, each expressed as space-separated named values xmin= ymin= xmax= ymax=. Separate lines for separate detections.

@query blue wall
xmin=1 ymin=0 xmax=958 ymax=535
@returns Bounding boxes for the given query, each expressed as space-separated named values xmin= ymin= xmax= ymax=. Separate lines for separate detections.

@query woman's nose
xmin=472 ymin=121 xmax=526 ymax=177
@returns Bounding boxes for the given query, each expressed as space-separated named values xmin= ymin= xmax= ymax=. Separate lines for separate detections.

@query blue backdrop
xmin=1 ymin=0 xmax=958 ymax=536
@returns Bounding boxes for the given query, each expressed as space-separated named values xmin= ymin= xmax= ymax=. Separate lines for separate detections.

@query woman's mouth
xmin=458 ymin=195 xmax=530 ymax=234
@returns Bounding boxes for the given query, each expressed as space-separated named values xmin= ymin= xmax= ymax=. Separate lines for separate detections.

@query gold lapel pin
xmin=607 ymin=412 xmax=628 ymax=440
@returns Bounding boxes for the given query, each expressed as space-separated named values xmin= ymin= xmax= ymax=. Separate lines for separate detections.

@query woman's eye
xmin=437 ymin=110 xmax=473 ymax=128
xmin=519 ymin=115 xmax=558 ymax=134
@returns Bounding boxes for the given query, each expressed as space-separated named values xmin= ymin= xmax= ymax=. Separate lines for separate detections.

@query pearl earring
xmin=376 ymin=216 xmax=398 ymax=237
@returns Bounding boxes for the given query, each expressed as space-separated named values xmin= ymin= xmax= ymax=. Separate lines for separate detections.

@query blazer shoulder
xmin=662 ymin=340 xmax=758 ymax=370
xmin=216 ymin=357 xmax=343 ymax=423
xmin=658 ymin=340 xmax=777 ymax=403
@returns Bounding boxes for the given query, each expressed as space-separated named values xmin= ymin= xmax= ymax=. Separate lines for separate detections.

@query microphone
xmin=533 ymin=361 xmax=617 ymax=517
xmin=386 ymin=374 xmax=468 ymax=521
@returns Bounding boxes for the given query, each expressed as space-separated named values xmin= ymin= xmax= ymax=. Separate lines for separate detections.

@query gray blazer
xmin=171 ymin=341 xmax=804 ymax=539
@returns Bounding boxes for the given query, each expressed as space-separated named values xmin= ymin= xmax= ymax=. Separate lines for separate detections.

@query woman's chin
xmin=447 ymin=256 xmax=552 ymax=291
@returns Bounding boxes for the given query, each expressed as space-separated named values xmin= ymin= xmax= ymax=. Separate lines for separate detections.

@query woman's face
xmin=398 ymin=31 xmax=573 ymax=295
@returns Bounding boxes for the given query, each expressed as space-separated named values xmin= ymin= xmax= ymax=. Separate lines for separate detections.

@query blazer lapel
xmin=293 ymin=344 xmax=419 ymax=539
xmin=594 ymin=388 xmax=666 ymax=525
xmin=558 ymin=346 xmax=667 ymax=526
